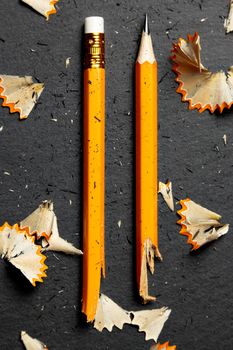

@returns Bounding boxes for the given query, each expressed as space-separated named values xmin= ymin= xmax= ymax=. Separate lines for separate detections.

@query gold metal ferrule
xmin=84 ymin=33 xmax=105 ymax=69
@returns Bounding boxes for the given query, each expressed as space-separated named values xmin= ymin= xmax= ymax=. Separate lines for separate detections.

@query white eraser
xmin=85 ymin=16 xmax=104 ymax=34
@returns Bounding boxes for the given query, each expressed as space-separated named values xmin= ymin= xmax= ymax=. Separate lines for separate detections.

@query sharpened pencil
xmin=136 ymin=15 xmax=161 ymax=304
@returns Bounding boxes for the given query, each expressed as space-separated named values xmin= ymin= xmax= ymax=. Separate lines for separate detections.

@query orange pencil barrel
xmin=136 ymin=61 xmax=158 ymax=249
xmin=82 ymin=17 xmax=105 ymax=322
xmin=136 ymin=18 xmax=161 ymax=303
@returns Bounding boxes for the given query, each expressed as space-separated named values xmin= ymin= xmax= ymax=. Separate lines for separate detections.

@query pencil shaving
xmin=131 ymin=307 xmax=171 ymax=342
xmin=177 ymin=198 xmax=229 ymax=250
xmin=150 ymin=342 xmax=176 ymax=350
xmin=0 ymin=223 xmax=47 ymax=286
xmin=94 ymin=294 xmax=171 ymax=340
xmin=158 ymin=181 xmax=174 ymax=211
xmin=140 ymin=238 xmax=162 ymax=304
xmin=44 ymin=215 xmax=83 ymax=255
xmin=66 ymin=57 xmax=71 ymax=68
xmin=223 ymin=134 xmax=227 ymax=145
xmin=94 ymin=294 xmax=131 ymax=332
xmin=20 ymin=201 xmax=82 ymax=255
xmin=0 ymin=75 xmax=44 ymax=119
xmin=171 ymin=32 xmax=233 ymax=113
xmin=225 ymin=0 xmax=233 ymax=33
xmin=20 ymin=201 xmax=54 ymax=239
xmin=22 ymin=0 xmax=59 ymax=20
xmin=21 ymin=331 xmax=48 ymax=350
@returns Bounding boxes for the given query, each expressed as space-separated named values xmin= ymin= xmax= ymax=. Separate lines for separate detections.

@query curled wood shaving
xmin=20 ymin=201 xmax=83 ymax=255
xmin=131 ymin=307 xmax=171 ymax=342
xmin=94 ymin=294 xmax=131 ymax=332
xmin=0 ymin=75 xmax=44 ymax=119
xmin=177 ymin=198 xmax=229 ymax=250
xmin=21 ymin=331 xmax=48 ymax=350
xmin=151 ymin=342 xmax=176 ymax=350
xmin=158 ymin=181 xmax=174 ymax=211
xmin=20 ymin=201 xmax=54 ymax=240
xmin=171 ymin=32 xmax=233 ymax=113
xmin=94 ymin=294 xmax=171 ymax=343
xmin=43 ymin=215 xmax=83 ymax=255
xmin=225 ymin=0 xmax=233 ymax=33
xmin=22 ymin=0 xmax=59 ymax=20
xmin=0 ymin=223 xmax=47 ymax=286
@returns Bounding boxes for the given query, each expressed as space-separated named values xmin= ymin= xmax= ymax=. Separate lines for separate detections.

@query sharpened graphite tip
xmin=144 ymin=14 xmax=150 ymax=34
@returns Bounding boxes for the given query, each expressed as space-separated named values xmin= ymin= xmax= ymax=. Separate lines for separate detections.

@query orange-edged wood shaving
xmin=20 ymin=200 xmax=54 ymax=240
xmin=171 ymin=32 xmax=233 ymax=113
xmin=21 ymin=331 xmax=48 ymax=350
xmin=0 ymin=223 xmax=47 ymax=286
xmin=0 ymin=75 xmax=44 ymax=119
xmin=21 ymin=0 xmax=59 ymax=20
xmin=152 ymin=341 xmax=176 ymax=350
xmin=20 ymin=200 xmax=83 ymax=255
xmin=177 ymin=198 xmax=229 ymax=250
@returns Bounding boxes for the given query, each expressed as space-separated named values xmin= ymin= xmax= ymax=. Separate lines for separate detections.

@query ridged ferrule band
xmin=84 ymin=33 xmax=105 ymax=69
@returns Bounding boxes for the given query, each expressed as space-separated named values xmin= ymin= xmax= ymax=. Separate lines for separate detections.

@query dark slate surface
xmin=0 ymin=0 xmax=232 ymax=349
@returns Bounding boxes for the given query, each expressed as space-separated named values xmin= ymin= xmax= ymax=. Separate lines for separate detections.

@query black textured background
xmin=0 ymin=0 xmax=232 ymax=349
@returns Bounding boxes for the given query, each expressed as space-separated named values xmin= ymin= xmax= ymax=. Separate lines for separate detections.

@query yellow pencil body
xmin=136 ymin=26 xmax=160 ymax=303
xmin=136 ymin=61 xmax=158 ymax=248
xmin=82 ymin=68 xmax=105 ymax=321
xmin=82 ymin=17 xmax=105 ymax=322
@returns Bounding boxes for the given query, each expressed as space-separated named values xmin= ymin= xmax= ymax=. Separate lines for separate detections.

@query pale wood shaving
xmin=94 ymin=294 xmax=171 ymax=342
xmin=131 ymin=307 xmax=171 ymax=342
xmin=223 ymin=134 xmax=227 ymax=145
xmin=0 ymin=75 xmax=44 ymax=119
xmin=94 ymin=294 xmax=131 ymax=332
xmin=20 ymin=201 xmax=54 ymax=239
xmin=43 ymin=215 xmax=83 ymax=255
xmin=158 ymin=181 xmax=174 ymax=211
xmin=20 ymin=201 xmax=82 ymax=255
xmin=225 ymin=0 xmax=233 ymax=33
xmin=177 ymin=199 xmax=229 ymax=250
xmin=21 ymin=0 xmax=58 ymax=20
xmin=171 ymin=32 xmax=233 ymax=113
xmin=21 ymin=331 xmax=48 ymax=350
xmin=0 ymin=223 xmax=47 ymax=286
